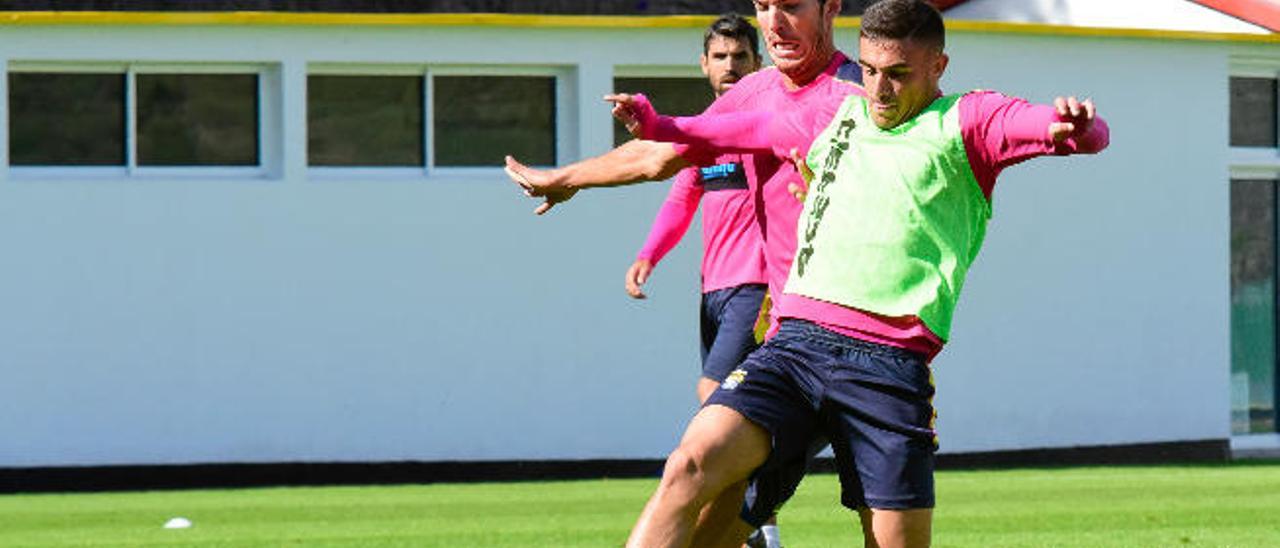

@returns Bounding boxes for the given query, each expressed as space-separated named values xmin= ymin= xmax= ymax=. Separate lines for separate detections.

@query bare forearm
xmin=552 ymin=139 xmax=690 ymax=189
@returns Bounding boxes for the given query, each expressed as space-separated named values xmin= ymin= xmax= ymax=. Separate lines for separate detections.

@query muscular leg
xmin=690 ymin=481 xmax=755 ymax=548
xmin=626 ymin=404 xmax=770 ymax=548
xmin=696 ymin=284 xmax=762 ymax=545
xmin=855 ymin=507 xmax=932 ymax=548
xmin=691 ymin=379 xmax=781 ymax=548
xmin=691 ymin=437 xmax=824 ymax=548
xmin=696 ymin=377 xmax=751 ymax=547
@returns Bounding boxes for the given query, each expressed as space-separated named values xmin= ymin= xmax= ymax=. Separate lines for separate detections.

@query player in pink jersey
xmin=510 ymin=0 xmax=860 ymax=325
xmin=626 ymin=13 xmax=768 ymax=408
xmin=625 ymin=18 xmax=780 ymax=548
xmin=505 ymin=2 xmax=854 ymax=546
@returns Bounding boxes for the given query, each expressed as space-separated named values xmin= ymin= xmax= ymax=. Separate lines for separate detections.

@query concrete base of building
xmin=0 ymin=438 xmax=1234 ymax=494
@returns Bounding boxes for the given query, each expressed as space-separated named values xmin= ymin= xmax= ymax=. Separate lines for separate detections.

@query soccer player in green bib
xmin=519 ymin=0 xmax=1110 ymax=545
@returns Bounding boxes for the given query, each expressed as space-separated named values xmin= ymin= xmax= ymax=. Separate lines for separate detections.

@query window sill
xmin=7 ymin=166 xmax=271 ymax=180
xmin=1231 ymin=432 xmax=1280 ymax=459
xmin=1230 ymin=147 xmax=1280 ymax=179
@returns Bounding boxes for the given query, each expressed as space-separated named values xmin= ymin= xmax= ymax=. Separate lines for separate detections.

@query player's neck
xmin=780 ymin=45 xmax=836 ymax=90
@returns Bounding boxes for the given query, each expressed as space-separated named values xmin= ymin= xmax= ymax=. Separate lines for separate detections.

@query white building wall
xmin=0 ymin=18 xmax=1255 ymax=467
xmin=927 ymin=31 xmax=1234 ymax=452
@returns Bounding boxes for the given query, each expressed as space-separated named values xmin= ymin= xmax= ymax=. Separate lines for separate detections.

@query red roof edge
xmin=930 ymin=0 xmax=972 ymax=10
xmin=1191 ymin=0 xmax=1280 ymax=32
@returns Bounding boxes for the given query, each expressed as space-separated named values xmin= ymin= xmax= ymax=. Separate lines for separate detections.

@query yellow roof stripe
xmin=0 ymin=11 xmax=718 ymax=28
xmin=0 ymin=11 xmax=1276 ymax=44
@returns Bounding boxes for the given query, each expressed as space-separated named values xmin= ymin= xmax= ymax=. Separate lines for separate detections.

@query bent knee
xmin=659 ymin=441 xmax=756 ymax=500
xmin=662 ymin=445 xmax=710 ymax=488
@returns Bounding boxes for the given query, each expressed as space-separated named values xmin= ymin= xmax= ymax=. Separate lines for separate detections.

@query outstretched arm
xmin=608 ymin=93 xmax=838 ymax=160
xmin=961 ymin=92 xmax=1110 ymax=197
xmin=1047 ymin=95 xmax=1108 ymax=152
xmin=505 ymin=139 xmax=691 ymax=215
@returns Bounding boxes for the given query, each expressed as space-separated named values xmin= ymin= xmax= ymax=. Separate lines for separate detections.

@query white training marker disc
xmin=163 ymin=517 xmax=193 ymax=529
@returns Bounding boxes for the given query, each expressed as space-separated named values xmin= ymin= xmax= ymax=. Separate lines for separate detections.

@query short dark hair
xmin=859 ymin=0 xmax=945 ymax=51
xmin=703 ymin=13 xmax=760 ymax=59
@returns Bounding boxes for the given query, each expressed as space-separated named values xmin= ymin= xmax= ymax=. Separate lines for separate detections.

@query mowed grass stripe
xmin=0 ymin=463 xmax=1277 ymax=547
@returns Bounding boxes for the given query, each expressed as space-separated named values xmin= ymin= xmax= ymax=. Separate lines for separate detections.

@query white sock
xmin=761 ymin=525 xmax=782 ymax=548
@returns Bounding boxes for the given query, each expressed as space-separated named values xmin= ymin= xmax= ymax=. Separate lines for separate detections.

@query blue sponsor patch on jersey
xmin=699 ymin=162 xmax=748 ymax=191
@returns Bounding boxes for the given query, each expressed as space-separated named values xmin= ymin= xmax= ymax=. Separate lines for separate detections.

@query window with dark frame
xmin=9 ymin=69 xmax=558 ymax=172
xmin=1228 ymin=72 xmax=1280 ymax=435
xmin=1230 ymin=179 xmax=1279 ymax=435
xmin=8 ymin=72 xmax=126 ymax=166
xmin=136 ymin=73 xmax=260 ymax=166
xmin=1230 ymin=76 xmax=1278 ymax=148
xmin=308 ymin=75 xmax=423 ymax=167
xmin=433 ymin=75 xmax=556 ymax=167
xmin=612 ymin=77 xmax=714 ymax=147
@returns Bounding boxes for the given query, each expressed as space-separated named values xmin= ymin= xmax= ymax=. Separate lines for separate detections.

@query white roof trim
xmin=945 ymin=0 xmax=1270 ymax=35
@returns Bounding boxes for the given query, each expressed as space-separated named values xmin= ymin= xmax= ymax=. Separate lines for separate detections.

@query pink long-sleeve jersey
xmin=635 ymin=154 xmax=766 ymax=293
xmin=672 ymin=52 xmax=863 ymax=307
xmin=655 ymin=89 xmax=1111 ymax=359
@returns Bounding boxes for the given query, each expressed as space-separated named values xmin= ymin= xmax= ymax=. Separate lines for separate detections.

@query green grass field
xmin=2 ymin=462 xmax=1278 ymax=547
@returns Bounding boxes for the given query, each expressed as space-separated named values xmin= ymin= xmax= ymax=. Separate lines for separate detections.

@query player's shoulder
xmin=957 ymin=90 xmax=1039 ymax=123
xmin=960 ymin=89 xmax=1019 ymax=106
xmin=819 ymin=53 xmax=865 ymax=98
xmin=818 ymin=75 xmax=865 ymax=105
xmin=955 ymin=90 xmax=1042 ymax=135
xmin=829 ymin=52 xmax=863 ymax=87
xmin=735 ymin=67 xmax=780 ymax=91
xmin=712 ymin=67 xmax=779 ymax=110
xmin=674 ymin=165 xmax=702 ymax=185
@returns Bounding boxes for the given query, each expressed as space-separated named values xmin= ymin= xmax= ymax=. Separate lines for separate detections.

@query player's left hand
xmin=605 ymin=93 xmax=658 ymax=139
xmin=607 ymin=93 xmax=643 ymax=138
xmin=505 ymin=155 xmax=578 ymax=215
xmin=1048 ymin=96 xmax=1096 ymax=143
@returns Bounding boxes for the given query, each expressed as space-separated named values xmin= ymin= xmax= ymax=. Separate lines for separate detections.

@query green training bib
xmin=787 ymin=93 xmax=991 ymax=340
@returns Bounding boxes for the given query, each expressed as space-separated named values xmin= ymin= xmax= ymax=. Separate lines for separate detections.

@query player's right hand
xmin=625 ymin=259 xmax=654 ymax=299
xmin=505 ymin=155 xmax=578 ymax=215
xmin=788 ymin=148 xmax=811 ymax=203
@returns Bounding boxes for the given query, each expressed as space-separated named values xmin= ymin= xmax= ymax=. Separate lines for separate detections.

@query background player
xmin=623 ymin=13 xmax=781 ymax=548
xmin=625 ymin=13 xmax=765 ymax=407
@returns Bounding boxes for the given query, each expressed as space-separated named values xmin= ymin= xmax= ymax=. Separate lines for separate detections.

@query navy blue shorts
xmin=700 ymin=283 xmax=767 ymax=382
xmin=707 ymin=319 xmax=937 ymax=523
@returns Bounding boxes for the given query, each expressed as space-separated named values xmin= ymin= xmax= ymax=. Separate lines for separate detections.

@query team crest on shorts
xmin=721 ymin=369 xmax=748 ymax=390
